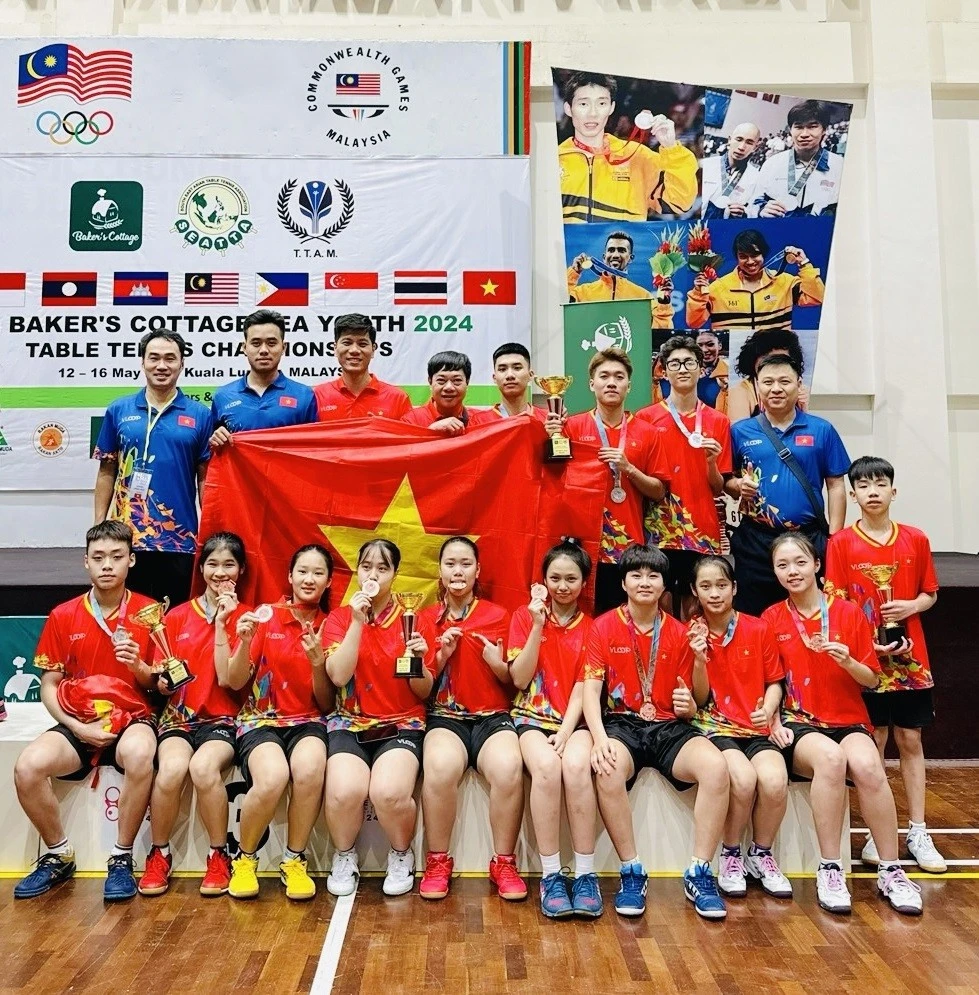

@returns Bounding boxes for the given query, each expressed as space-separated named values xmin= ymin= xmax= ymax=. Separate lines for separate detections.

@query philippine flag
xmin=323 ymin=272 xmax=379 ymax=306
xmin=256 ymin=272 xmax=309 ymax=308
xmin=0 ymin=273 xmax=26 ymax=307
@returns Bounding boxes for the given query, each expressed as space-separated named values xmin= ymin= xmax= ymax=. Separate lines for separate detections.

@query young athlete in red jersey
xmin=763 ymin=533 xmax=922 ymax=916
xmin=509 ymin=539 xmax=601 ymax=918
xmin=824 ymin=456 xmax=945 ymax=873
xmin=688 ymin=555 xmax=792 ymax=900
xmin=138 ymin=532 xmax=250 ymax=898
xmin=417 ymin=537 xmax=525 ymax=901
xmin=322 ymin=539 xmax=435 ymax=899
xmin=486 ymin=343 xmax=548 ymax=423
xmin=14 ymin=521 xmax=158 ymax=902
xmin=221 ymin=544 xmax=334 ymax=902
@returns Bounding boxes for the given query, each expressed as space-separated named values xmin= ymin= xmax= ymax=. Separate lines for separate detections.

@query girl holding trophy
xmin=220 ymin=544 xmax=334 ymax=902
xmin=322 ymin=539 xmax=435 ymax=899
xmin=139 ymin=532 xmax=250 ymax=898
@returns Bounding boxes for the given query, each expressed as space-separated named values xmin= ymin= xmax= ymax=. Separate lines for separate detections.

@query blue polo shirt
xmin=93 ymin=388 xmax=213 ymax=554
xmin=210 ymin=372 xmax=318 ymax=433
xmin=731 ymin=410 xmax=850 ymax=530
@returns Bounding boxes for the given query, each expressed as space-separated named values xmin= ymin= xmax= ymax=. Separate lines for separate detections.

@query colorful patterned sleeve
xmin=92 ymin=402 xmax=119 ymax=462
xmin=582 ymin=623 xmax=607 ymax=682
xmin=822 ymin=532 xmax=850 ymax=600
xmin=759 ymin=620 xmax=784 ymax=683
xmin=843 ymin=601 xmax=880 ymax=674
xmin=33 ymin=610 xmax=66 ymax=672
xmin=321 ymin=607 xmax=348 ymax=658
xmin=506 ymin=607 xmax=532 ymax=663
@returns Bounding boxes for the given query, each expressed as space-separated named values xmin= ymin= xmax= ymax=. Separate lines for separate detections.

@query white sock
xmin=154 ymin=842 xmax=171 ymax=858
xmin=283 ymin=847 xmax=304 ymax=862
xmin=574 ymin=851 xmax=595 ymax=877
xmin=909 ymin=820 xmax=926 ymax=831
xmin=540 ymin=852 xmax=561 ymax=876
xmin=620 ymin=857 xmax=640 ymax=873
xmin=111 ymin=843 xmax=133 ymax=858
xmin=819 ymin=855 xmax=842 ymax=868
xmin=47 ymin=837 xmax=72 ymax=857
xmin=689 ymin=857 xmax=709 ymax=874
xmin=209 ymin=845 xmax=227 ymax=856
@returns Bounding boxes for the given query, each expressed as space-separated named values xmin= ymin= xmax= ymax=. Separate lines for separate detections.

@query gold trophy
xmin=859 ymin=564 xmax=906 ymax=647
xmin=130 ymin=597 xmax=195 ymax=691
xmin=535 ymin=375 xmax=573 ymax=461
xmin=395 ymin=592 xmax=425 ymax=678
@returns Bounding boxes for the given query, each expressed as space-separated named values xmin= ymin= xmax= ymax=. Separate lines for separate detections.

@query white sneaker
xmin=906 ymin=826 xmax=947 ymax=873
xmin=745 ymin=849 xmax=793 ymax=898
xmin=327 ymin=848 xmax=359 ymax=897
xmin=860 ymin=833 xmax=879 ymax=866
xmin=382 ymin=847 xmax=415 ymax=897
xmin=878 ymin=865 xmax=923 ymax=915
xmin=717 ymin=851 xmax=747 ymax=897
xmin=816 ymin=863 xmax=851 ymax=914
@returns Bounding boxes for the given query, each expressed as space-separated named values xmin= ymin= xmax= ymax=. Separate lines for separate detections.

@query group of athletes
xmin=11 ymin=314 xmax=942 ymax=925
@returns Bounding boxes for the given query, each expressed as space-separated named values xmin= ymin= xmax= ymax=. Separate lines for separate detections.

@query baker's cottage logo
xmin=305 ymin=46 xmax=411 ymax=149
xmin=69 ymin=181 xmax=143 ymax=252
xmin=172 ymin=177 xmax=255 ymax=255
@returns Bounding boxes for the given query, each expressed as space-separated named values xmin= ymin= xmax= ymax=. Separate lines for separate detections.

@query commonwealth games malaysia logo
xmin=172 ymin=177 xmax=255 ymax=255
xmin=277 ymin=179 xmax=355 ymax=251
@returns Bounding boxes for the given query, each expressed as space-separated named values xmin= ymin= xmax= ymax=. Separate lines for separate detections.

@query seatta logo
xmin=69 ymin=181 xmax=143 ymax=252
xmin=305 ymin=45 xmax=410 ymax=149
xmin=33 ymin=421 xmax=69 ymax=457
xmin=277 ymin=179 xmax=355 ymax=259
xmin=172 ymin=176 xmax=254 ymax=256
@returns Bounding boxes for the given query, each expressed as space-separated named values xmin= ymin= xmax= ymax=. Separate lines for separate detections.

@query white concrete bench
xmin=0 ymin=703 xmax=848 ymax=875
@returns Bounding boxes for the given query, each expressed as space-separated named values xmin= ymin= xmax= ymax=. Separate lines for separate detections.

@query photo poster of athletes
xmin=0 ymin=38 xmax=532 ymax=497
xmin=552 ymin=68 xmax=852 ymax=416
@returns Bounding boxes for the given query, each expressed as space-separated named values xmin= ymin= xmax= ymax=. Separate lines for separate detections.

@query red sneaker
xmin=200 ymin=849 xmax=233 ymax=896
xmin=138 ymin=846 xmax=172 ymax=896
xmin=419 ymin=851 xmax=454 ymax=900
xmin=489 ymin=854 xmax=527 ymax=901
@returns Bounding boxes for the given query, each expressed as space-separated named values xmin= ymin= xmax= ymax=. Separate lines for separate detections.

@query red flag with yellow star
xmin=198 ymin=417 xmax=606 ymax=613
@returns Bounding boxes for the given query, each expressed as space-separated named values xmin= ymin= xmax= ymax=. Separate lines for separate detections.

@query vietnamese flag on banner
xmin=198 ymin=417 xmax=607 ymax=613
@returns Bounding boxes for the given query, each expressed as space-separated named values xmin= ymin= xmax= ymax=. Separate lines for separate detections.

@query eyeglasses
xmin=664 ymin=358 xmax=701 ymax=371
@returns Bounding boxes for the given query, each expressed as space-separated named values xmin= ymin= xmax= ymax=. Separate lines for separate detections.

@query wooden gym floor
xmin=2 ymin=766 xmax=978 ymax=995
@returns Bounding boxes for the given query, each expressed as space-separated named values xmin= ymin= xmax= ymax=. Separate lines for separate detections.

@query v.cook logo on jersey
xmin=305 ymin=45 xmax=411 ymax=149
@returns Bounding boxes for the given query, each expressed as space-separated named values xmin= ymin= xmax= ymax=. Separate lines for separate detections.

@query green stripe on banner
xmin=0 ymin=385 xmax=502 ymax=408
xmin=0 ymin=617 xmax=45 ymax=703
xmin=562 ymin=300 xmax=653 ymax=415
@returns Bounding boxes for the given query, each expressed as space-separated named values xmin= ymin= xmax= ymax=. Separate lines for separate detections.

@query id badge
xmin=131 ymin=470 xmax=152 ymax=498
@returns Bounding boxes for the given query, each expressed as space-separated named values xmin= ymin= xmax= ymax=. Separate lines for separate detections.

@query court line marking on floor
xmin=309 ymin=883 xmax=357 ymax=995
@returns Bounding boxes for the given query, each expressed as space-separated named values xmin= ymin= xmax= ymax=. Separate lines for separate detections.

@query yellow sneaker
xmin=229 ymin=853 xmax=260 ymax=899
xmin=280 ymin=855 xmax=316 ymax=901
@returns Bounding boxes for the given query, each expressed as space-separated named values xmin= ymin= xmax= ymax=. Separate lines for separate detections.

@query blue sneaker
xmin=683 ymin=863 xmax=727 ymax=920
xmin=539 ymin=872 xmax=573 ymax=919
xmin=571 ymin=872 xmax=604 ymax=918
xmin=104 ymin=853 xmax=137 ymax=901
xmin=614 ymin=861 xmax=647 ymax=917
xmin=14 ymin=851 xmax=76 ymax=899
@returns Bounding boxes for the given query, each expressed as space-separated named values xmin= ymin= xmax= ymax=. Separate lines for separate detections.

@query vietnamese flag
xmin=462 ymin=270 xmax=517 ymax=305
xmin=198 ymin=418 xmax=606 ymax=613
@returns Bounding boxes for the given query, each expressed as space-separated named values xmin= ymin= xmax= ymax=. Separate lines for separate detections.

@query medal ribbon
xmin=786 ymin=152 xmax=821 ymax=199
xmin=199 ymin=594 xmax=217 ymax=625
xmin=664 ymin=398 xmax=703 ymax=442
xmin=711 ymin=611 xmax=739 ymax=648
xmin=142 ymin=392 xmax=177 ymax=462
xmin=719 ymin=154 xmax=746 ymax=197
xmin=593 ymin=410 xmax=628 ymax=493
xmin=588 ymin=257 xmax=630 ymax=280
xmin=786 ymin=595 xmax=829 ymax=650
xmin=625 ymin=608 xmax=661 ymax=707
xmin=89 ymin=588 xmax=130 ymax=640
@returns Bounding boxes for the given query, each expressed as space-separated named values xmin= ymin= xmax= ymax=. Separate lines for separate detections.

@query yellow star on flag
xmin=480 ymin=279 xmax=499 ymax=297
xmin=320 ymin=475 xmax=477 ymax=609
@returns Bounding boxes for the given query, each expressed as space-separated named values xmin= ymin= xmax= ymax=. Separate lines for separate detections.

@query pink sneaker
xmin=489 ymin=854 xmax=527 ymax=901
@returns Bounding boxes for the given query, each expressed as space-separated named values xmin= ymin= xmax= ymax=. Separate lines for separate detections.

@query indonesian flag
xmin=198 ymin=418 xmax=606 ymax=612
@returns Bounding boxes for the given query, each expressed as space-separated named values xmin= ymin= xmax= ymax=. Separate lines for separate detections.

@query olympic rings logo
xmin=35 ymin=110 xmax=114 ymax=145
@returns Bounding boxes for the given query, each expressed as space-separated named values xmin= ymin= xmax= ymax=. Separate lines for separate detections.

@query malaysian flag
xmin=184 ymin=273 xmax=239 ymax=306
xmin=17 ymin=44 xmax=133 ymax=106
xmin=335 ymin=73 xmax=381 ymax=96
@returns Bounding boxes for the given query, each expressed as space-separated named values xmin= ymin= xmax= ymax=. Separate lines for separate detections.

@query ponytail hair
xmin=541 ymin=536 xmax=592 ymax=581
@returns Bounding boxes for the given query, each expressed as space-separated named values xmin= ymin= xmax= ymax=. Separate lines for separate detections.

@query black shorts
xmin=426 ymin=712 xmax=517 ymax=769
xmin=237 ymin=722 xmax=329 ymax=788
xmin=328 ymin=728 xmax=424 ymax=767
xmin=595 ymin=561 xmax=627 ymax=617
xmin=605 ymin=714 xmax=703 ymax=791
xmin=863 ymin=688 xmax=934 ymax=730
xmin=709 ymin=734 xmax=784 ymax=762
xmin=50 ymin=718 xmax=157 ymax=782
xmin=781 ymin=721 xmax=872 ymax=782
xmin=159 ymin=720 xmax=237 ymax=754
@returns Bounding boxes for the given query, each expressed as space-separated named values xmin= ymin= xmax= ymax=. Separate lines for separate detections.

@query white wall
xmin=0 ymin=0 xmax=975 ymax=552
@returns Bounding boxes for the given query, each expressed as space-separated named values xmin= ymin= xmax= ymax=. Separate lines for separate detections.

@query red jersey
xmin=824 ymin=522 xmax=938 ymax=693
xmin=314 ymin=374 xmax=412 ymax=421
xmin=237 ymin=604 xmax=328 ymax=735
xmin=762 ymin=596 xmax=879 ymax=730
xmin=34 ymin=590 xmax=156 ymax=695
xmin=483 ymin=403 xmax=548 ymax=424
xmin=158 ymin=598 xmax=249 ymax=733
xmin=402 ymin=400 xmax=486 ymax=429
xmin=508 ymin=606 xmax=592 ymax=730
xmin=419 ymin=598 xmax=511 ymax=717
xmin=583 ymin=607 xmax=693 ymax=721
xmin=691 ymin=613 xmax=783 ymax=738
xmin=564 ymin=411 xmax=671 ymax=564
xmin=636 ymin=401 xmax=732 ymax=554
xmin=322 ymin=602 xmax=436 ymax=732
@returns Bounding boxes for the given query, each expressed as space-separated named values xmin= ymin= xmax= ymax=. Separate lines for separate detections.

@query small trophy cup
xmin=131 ymin=597 xmax=195 ymax=691
xmin=535 ymin=375 xmax=573 ymax=462
xmin=859 ymin=564 xmax=906 ymax=647
xmin=395 ymin=592 xmax=425 ymax=678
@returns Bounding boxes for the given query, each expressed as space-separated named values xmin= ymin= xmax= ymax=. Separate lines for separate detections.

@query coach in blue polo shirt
xmin=209 ymin=309 xmax=317 ymax=447
xmin=93 ymin=330 xmax=212 ymax=605
xmin=727 ymin=353 xmax=849 ymax=615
